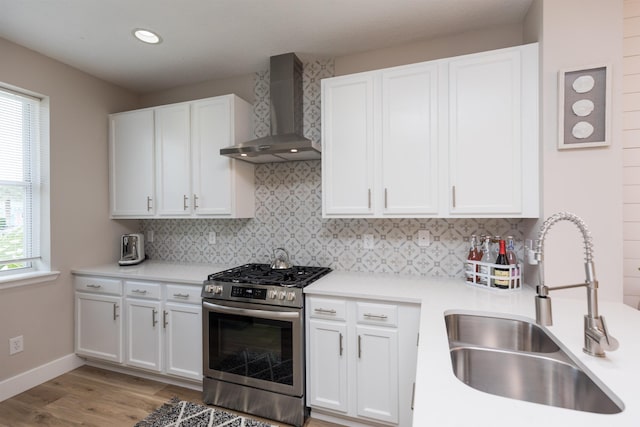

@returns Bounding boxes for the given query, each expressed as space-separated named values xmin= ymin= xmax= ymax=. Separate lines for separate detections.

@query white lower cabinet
xmin=75 ymin=277 xmax=123 ymax=363
xmin=356 ymin=325 xmax=399 ymax=423
xmin=75 ymin=275 xmax=201 ymax=383
xmin=306 ymin=296 xmax=420 ymax=426
xmin=164 ymin=302 xmax=202 ymax=380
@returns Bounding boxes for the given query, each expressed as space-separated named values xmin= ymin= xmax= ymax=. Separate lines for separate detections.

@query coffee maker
xmin=119 ymin=233 xmax=145 ymax=266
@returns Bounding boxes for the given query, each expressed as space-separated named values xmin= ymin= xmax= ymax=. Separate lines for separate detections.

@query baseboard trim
xmin=0 ymin=353 xmax=85 ymax=402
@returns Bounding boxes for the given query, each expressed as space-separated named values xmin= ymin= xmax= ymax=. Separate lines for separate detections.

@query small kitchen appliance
xmin=201 ymin=263 xmax=332 ymax=426
xmin=118 ymin=233 xmax=145 ymax=266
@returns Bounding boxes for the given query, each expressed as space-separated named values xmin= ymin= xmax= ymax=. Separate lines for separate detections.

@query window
xmin=0 ymin=87 xmax=42 ymax=276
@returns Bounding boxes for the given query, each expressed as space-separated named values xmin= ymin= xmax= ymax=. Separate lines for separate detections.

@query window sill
xmin=0 ymin=270 xmax=61 ymax=290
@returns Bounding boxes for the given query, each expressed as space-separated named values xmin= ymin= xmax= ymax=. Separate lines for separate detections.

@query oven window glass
xmin=208 ymin=311 xmax=294 ymax=385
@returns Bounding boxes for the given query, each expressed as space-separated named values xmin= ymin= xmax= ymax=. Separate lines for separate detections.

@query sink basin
xmin=445 ymin=313 xmax=559 ymax=353
xmin=450 ymin=347 xmax=623 ymax=414
xmin=444 ymin=312 xmax=624 ymax=414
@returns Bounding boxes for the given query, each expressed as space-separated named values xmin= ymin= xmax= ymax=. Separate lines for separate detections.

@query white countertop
xmin=71 ymin=260 xmax=233 ymax=285
xmin=72 ymin=262 xmax=640 ymax=426
xmin=305 ymin=271 xmax=640 ymax=427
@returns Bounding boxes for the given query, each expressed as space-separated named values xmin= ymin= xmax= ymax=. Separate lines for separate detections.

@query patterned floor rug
xmin=135 ymin=397 xmax=279 ymax=427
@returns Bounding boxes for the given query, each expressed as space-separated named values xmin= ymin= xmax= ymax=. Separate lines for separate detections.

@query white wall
xmin=0 ymin=37 xmax=139 ymax=381
xmin=623 ymin=0 xmax=640 ymax=309
xmin=527 ymin=0 xmax=624 ymax=302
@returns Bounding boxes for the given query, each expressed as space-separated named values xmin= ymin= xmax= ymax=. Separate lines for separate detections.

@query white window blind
xmin=0 ymin=87 xmax=41 ymax=273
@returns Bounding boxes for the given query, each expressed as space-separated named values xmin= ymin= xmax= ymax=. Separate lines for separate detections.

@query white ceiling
xmin=0 ymin=0 xmax=533 ymax=94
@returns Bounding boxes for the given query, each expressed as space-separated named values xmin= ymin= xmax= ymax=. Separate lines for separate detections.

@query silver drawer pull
xmin=86 ymin=284 xmax=102 ymax=289
xmin=173 ymin=293 xmax=190 ymax=298
xmin=364 ymin=313 xmax=388 ymax=320
xmin=314 ymin=308 xmax=337 ymax=314
xmin=131 ymin=289 xmax=147 ymax=294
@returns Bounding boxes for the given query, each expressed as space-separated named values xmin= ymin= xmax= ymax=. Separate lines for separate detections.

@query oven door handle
xmin=202 ymin=301 xmax=300 ymax=321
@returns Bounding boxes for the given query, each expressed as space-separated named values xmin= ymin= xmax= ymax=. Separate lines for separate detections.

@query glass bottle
xmin=506 ymin=236 xmax=519 ymax=287
xmin=465 ymin=235 xmax=481 ymax=282
xmin=479 ymin=236 xmax=492 ymax=285
xmin=494 ymin=239 xmax=510 ymax=289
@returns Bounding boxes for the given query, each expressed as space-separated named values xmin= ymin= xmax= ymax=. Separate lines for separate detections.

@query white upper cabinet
xmin=155 ymin=103 xmax=192 ymax=216
xmin=191 ymin=96 xmax=254 ymax=217
xmin=447 ymin=44 xmax=538 ymax=216
xmin=109 ymin=94 xmax=255 ymax=219
xmin=381 ymin=63 xmax=439 ymax=215
xmin=322 ymin=73 xmax=375 ymax=216
xmin=109 ymin=110 xmax=155 ymax=217
xmin=322 ymin=43 xmax=539 ymax=218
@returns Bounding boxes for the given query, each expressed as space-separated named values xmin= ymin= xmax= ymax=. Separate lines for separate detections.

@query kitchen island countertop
xmin=305 ymin=270 xmax=640 ymax=427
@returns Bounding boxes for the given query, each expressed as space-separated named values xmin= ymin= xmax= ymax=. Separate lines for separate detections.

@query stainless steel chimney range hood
xmin=220 ymin=53 xmax=321 ymax=163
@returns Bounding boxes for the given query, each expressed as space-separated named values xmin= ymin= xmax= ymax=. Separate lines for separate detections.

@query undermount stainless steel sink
xmin=445 ymin=312 xmax=560 ymax=353
xmin=445 ymin=312 xmax=624 ymax=414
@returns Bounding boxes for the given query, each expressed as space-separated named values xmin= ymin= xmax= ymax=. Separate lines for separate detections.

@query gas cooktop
xmin=206 ymin=263 xmax=332 ymax=288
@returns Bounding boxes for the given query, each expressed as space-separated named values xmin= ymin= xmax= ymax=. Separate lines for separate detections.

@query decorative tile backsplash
xmin=140 ymin=58 xmax=526 ymax=278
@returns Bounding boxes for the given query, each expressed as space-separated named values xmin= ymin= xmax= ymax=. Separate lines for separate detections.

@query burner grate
xmin=207 ymin=263 xmax=331 ymax=287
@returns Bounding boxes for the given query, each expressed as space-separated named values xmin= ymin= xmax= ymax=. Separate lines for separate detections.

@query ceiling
xmin=0 ymin=0 xmax=533 ymax=94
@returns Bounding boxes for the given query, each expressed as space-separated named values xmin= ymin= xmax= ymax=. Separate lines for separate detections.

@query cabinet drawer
xmin=125 ymin=281 xmax=161 ymax=299
xmin=308 ymin=297 xmax=347 ymax=321
xmin=75 ymin=276 xmax=122 ymax=295
xmin=356 ymin=302 xmax=398 ymax=327
xmin=165 ymin=284 xmax=202 ymax=304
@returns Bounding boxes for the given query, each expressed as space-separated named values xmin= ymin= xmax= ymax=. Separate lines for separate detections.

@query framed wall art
xmin=558 ymin=64 xmax=611 ymax=149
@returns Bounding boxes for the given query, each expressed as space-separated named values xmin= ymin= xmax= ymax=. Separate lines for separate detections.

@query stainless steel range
xmin=201 ymin=263 xmax=331 ymax=427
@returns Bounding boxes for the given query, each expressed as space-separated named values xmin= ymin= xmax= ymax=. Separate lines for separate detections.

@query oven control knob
xmin=214 ymin=286 xmax=223 ymax=295
xmin=269 ymin=290 xmax=278 ymax=299
xmin=286 ymin=292 xmax=296 ymax=301
xmin=278 ymin=291 xmax=286 ymax=300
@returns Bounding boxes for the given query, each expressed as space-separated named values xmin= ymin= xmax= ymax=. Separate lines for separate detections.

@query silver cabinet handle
xmin=368 ymin=189 xmax=371 ymax=209
xmin=131 ymin=289 xmax=147 ymax=294
xmin=452 ymin=185 xmax=456 ymax=208
xmin=163 ymin=310 xmax=168 ymax=328
xmin=86 ymin=284 xmax=102 ymax=289
xmin=314 ymin=308 xmax=336 ymax=314
xmin=152 ymin=309 xmax=158 ymax=327
xmin=358 ymin=335 xmax=362 ymax=358
xmin=384 ymin=188 xmax=388 ymax=209
xmin=411 ymin=382 xmax=416 ymax=410
xmin=339 ymin=333 xmax=343 ymax=356
xmin=364 ymin=313 xmax=388 ymax=320
xmin=193 ymin=194 xmax=199 ymax=210
xmin=147 ymin=196 xmax=153 ymax=211
xmin=183 ymin=195 xmax=189 ymax=210
xmin=113 ymin=303 xmax=119 ymax=320
xmin=173 ymin=293 xmax=189 ymax=298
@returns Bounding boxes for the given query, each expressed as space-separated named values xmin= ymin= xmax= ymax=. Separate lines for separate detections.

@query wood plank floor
xmin=0 ymin=366 xmax=344 ymax=427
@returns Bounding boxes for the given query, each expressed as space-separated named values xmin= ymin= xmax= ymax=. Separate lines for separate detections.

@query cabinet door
xmin=191 ymin=97 xmax=233 ymax=215
xmin=164 ymin=302 xmax=202 ymax=380
xmin=155 ymin=104 xmax=191 ymax=216
xmin=356 ymin=325 xmax=399 ymax=424
xmin=75 ymin=293 xmax=123 ymax=363
xmin=109 ymin=110 xmax=155 ymax=217
xmin=381 ymin=63 xmax=439 ymax=215
xmin=322 ymin=73 xmax=375 ymax=216
xmin=125 ymin=299 xmax=162 ymax=371
xmin=448 ymin=49 xmax=523 ymax=215
xmin=308 ymin=319 xmax=348 ymax=413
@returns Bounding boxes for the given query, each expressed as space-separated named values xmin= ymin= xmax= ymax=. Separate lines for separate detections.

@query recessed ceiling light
xmin=133 ymin=28 xmax=162 ymax=44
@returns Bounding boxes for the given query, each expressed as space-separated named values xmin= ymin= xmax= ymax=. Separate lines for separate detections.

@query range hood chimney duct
xmin=220 ymin=53 xmax=320 ymax=163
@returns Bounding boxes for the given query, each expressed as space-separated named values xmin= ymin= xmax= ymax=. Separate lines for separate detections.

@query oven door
xmin=202 ymin=299 xmax=304 ymax=397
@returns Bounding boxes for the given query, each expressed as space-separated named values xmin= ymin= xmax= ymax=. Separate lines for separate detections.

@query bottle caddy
xmin=464 ymin=235 xmax=521 ymax=290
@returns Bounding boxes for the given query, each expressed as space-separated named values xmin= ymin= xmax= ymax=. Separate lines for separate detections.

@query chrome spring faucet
xmin=533 ymin=212 xmax=619 ymax=357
